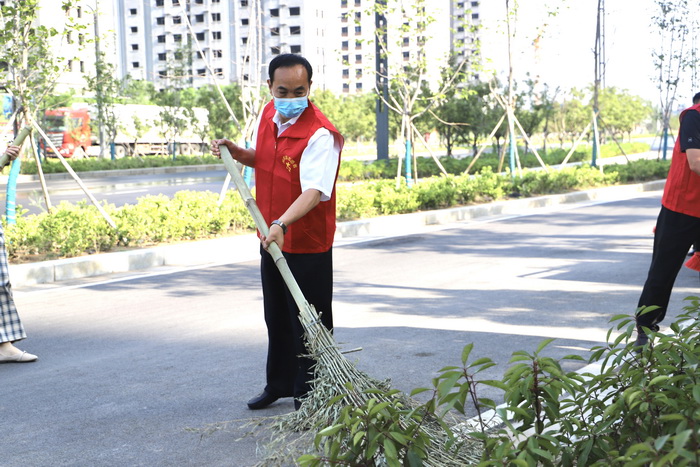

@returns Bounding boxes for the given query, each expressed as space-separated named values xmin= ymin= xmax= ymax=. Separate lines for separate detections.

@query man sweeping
xmin=634 ymin=94 xmax=700 ymax=347
xmin=211 ymin=54 xmax=343 ymax=410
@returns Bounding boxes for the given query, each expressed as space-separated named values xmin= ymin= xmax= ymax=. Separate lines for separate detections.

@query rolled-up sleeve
xmin=300 ymin=128 xmax=341 ymax=201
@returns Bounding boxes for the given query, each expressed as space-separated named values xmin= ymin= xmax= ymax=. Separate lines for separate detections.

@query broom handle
xmin=0 ymin=126 xmax=31 ymax=168
xmin=219 ymin=146 xmax=312 ymax=315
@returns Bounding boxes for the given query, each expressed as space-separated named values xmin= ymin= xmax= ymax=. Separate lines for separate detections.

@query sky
xmin=477 ymin=0 xmax=696 ymax=105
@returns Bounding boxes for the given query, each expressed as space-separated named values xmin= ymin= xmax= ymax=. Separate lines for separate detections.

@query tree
xmin=84 ymin=51 xmax=122 ymax=158
xmin=597 ymin=87 xmax=652 ymax=142
xmin=370 ymin=0 xmax=479 ymax=186
xmin=312 ymin=90 xmax=375 ymax=142
xmin=652 ymin=0 xmax=698 ymax=159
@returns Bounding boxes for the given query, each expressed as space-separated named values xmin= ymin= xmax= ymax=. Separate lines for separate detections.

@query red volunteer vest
xmin=255 ymin=100 xmax=344 ymax=254
xmin=662 ymin=103 xmax=700 ymax=218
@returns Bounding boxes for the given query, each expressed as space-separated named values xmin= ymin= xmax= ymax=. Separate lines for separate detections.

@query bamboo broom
xmin=220 ymin=146 xmax=483 ymax=466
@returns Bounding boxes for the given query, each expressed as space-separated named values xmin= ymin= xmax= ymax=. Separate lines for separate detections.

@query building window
xmin=356 ymin=82 xmax=362 ymax=90
xmin=243 ymin=55 xmax=250 ymax=62
xmin=341 ymin=0 xmax=347 ymax=7
xmin=80 ymin=61 xmax=85 ymax=72
xmin=271 ymin=46 xmax=281 ymax=55
xmin=290 ymin=45 xmax=301 ymax=53
xmin=355 ymin=54 xmax=361 ymax=63
xmin=212 ymin=13 xmax=221 ymax=21
xmin=342 ymin=54 xmax=349 ymax=64
xmin=242 ymin=18 xmax=249 ymax=25
xmin=174 ymin=51 xmax=183 ymax=60
xmin=159 ymin=70 xmax=167 ymax=78
xmin=356 ymin=69 xmax=362 ymax=78
xmin=342 ymin=69 xmax=349 ymax=78
xmin=158 ymin=53 xmax=167 ymax=61
xmin=129 ymin=8 xmax=137 ymax=14
xmin=196 ymin=32 xmax=205 ymax=40
xmin=195 ymin=0 xmax=203 ymax=3
xmin=76 ymin=6 xmax=82 ymax=17
xmin=214 ymin=68 xmax=223 ymax=75
xmin=130 ymin=26 xmax=138 ymax=33
xmin=271 ymin=27 xmax=279 ymax=36
xmin=195 ymin=14 xmax=204 ymax=22
xmin=174 ymin=34 xmax=182 ymax=42
xmin=343 ymin=83 xmax=349 ymax=92
xmin=211 ymin=0 xmax=220 ymax=3
xmin=131 ymin=44 xmax=139 ymax=51
xmin=341 ymin=40 xmax=348 ymax=51
xmin=290 ymin=7 xmax=300 ymax=15
xmin=341 ymin=12 xmax=348 ymax=22
xmin=172 ymin=0 xmax=180 ymax=5
xmin=242 ymin=37 xmax=248 ymax=44
xmin=290 ymin=26 xmax=300 ymax=35
xmin=197 ymin=51 xmax=205 ymax=59
xmin=472 ymin=13 xmax=479 ymax=19
xmin=79 ymin=34 xmax=84 ymax=45
xmin=67 ymin=59 xmax=73 ymax=71
xmin=243 ymin=74 xmax=249 ymax=81
xmin=355 ymin=40 xmax=361 ymax=49
xmin=157 ymin=17 xmax=165 ymax=25
xmin=66 ymin=32 xmax=73 ymax=44
xmin=403 ymin=37 xmax=409 ymax=46
xmin=354 ymin=0 xmax=360 ymax=4
xmin=270 ymin=8 xmax=279 ymax=17
xmin=157 ymin=35 xmax=166 ymax=43
xmin=213 ymin=50 xmax=223 ymax=58
xmin=355 ymin=26 xmax=361 ymax=35
xmin=197 ymin=68 xmax=206 ymax=76
xmin=155 ymin=0 xmax=164 ymax=5
xmin=341 ymin=27 xmax=348 ymax=37
xmin=172 ymin=16 xmax=182 ymax=24
xmin=212 ymin=31 xmax=222 ymax=40
xmin=472 ymin=1 xmax=479 ymax=6
xmin=355 ymin=12 xmax=361 ymax=20
xmin=132 ymin=62 xmax=140 ymax=68
xmin=241 ymin=0 xmax=248 ymax=5
xmin=403 ymin=51 xmax=410 ymax=61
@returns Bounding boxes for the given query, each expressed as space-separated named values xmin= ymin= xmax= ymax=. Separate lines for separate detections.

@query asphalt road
xmin=2 ymin=190 xmax=698 ymax=466
xmin=7 ymin=169 xmax=229 ymax=216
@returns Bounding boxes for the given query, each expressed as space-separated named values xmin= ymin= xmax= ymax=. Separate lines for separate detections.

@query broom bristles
xmin=686 ymin=252 xmax=700 ymax=272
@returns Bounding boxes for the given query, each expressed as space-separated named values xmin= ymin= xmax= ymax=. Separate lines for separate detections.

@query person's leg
xmin=260 ymin=247 xmax=296 ymax=398
xmin=283 ymin=249 xmax=333 ymax=402
xmin=0 ymin=226 xmax=35 ymax=362
xmin=637 ymin=207 xmax=700 ymax=328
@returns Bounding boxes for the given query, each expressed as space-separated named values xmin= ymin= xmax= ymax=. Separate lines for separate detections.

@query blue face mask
xmin=273 ymin=96 xmax=308 ymax=119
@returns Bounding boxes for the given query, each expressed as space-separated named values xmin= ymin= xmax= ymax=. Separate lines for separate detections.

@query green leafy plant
xmin=297 ymin=298 xmax=700 ymax=466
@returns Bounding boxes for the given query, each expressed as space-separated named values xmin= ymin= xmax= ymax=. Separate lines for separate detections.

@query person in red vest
xmin=211 ymin=54 xmax=343 ymax=410
xmin=635 ymin=93 xmax=700 ymax=348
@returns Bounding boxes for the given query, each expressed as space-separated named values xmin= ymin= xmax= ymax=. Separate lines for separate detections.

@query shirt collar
xmin=272 ymin=111 xmax=302 ymax=129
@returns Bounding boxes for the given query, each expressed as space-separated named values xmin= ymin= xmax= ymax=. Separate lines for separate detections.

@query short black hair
xmin=268 ymin=54 xmax=313 ymax=83
xmin=693 ymin=92 xmax=700 ymax=105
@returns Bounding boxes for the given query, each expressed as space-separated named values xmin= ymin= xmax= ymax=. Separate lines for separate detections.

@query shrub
xmin=301 ymin=297 xmax=700 ymax=466
xmin=336 ymin=183 xmax=377 ymax=221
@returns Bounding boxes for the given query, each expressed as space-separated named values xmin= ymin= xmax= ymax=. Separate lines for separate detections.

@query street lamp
xmin=85 ymin=2 xmax=105 ymax=159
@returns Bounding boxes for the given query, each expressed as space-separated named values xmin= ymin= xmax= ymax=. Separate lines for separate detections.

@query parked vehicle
xmin=41 ymin=103 xmax=209 ymax=158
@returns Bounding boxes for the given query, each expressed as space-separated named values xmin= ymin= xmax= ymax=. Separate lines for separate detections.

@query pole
xmin=92 ymin=4 xmax=106 ymax=159
xmin=375 ymin=0 xmax=389 ymax=160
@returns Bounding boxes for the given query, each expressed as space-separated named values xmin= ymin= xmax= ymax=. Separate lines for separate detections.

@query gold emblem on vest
xmin=281 ymin=155 xmax=298 ymax=172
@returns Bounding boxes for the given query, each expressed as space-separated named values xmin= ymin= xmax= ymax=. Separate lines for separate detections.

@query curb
xmin=8 ymin=179 xmax=665 ymax=287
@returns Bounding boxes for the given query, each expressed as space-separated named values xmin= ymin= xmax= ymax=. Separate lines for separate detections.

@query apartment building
xmin=10 ymin=0 xmax=479 ymax=96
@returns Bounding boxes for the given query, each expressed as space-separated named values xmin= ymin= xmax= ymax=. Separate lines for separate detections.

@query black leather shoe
xmin=247 ymin=390 xmax=279 ymax=410
xmin=634 ymin=324 xmax=659 ymax=350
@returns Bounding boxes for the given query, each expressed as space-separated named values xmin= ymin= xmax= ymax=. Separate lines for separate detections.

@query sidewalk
xmin=8 ymin=178 xmax=666 ymax=287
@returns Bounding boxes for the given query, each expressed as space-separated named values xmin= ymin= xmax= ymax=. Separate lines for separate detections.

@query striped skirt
xmin=0 ymin=224 xmax=25 ymax=343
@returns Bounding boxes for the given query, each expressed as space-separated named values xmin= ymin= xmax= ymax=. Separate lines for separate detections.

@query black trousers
xmin=637 ymin=206 xmax=700 ymax=327
xmin=260 ymin=246 xmax=333 ymax=400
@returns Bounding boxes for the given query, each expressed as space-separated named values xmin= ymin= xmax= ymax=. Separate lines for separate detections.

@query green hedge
xmin=3 ymin=159 xmax=670 ymax=261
